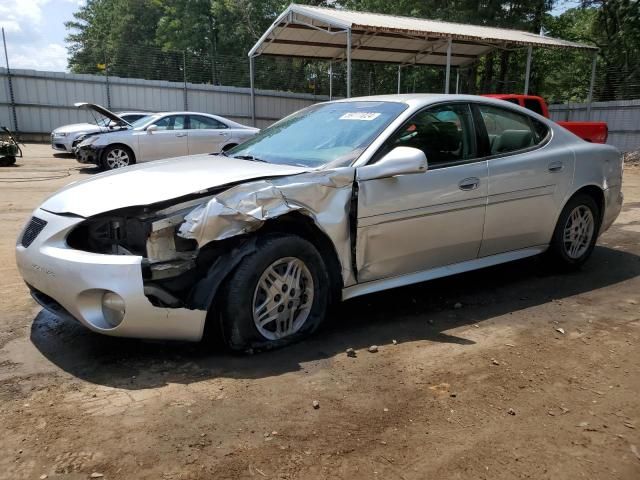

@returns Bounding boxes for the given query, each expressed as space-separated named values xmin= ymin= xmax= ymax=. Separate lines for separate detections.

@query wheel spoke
xmin=252 ymin=256 xmax=314 ymax=341
xmin=563 ymin=205 xmax=595 ymax=259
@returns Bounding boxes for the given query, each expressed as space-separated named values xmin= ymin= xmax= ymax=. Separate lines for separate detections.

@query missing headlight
xmin=67 ymin=215 xmax=147 ymax=255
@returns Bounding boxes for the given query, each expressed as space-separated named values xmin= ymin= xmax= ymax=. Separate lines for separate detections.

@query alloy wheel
xmin=563 ymin=205 xmax=595 ymax=259
xmin=252 ymin=256 xmax=314 ymax=341
xmin=105 ymin=148 xmax=130 ymax=169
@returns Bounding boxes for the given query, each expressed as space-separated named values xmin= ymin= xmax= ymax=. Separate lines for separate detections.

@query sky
xmin=1 ymin=0 xmax=583 ymax=73
xmin=0 ymin=0 xmax=81 ymax=71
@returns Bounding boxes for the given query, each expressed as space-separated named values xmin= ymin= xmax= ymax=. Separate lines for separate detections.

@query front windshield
xmin=131 ymin=114 xmax=158 ymax=129
xmin=227 ymin=101 xmax=407 ymax=168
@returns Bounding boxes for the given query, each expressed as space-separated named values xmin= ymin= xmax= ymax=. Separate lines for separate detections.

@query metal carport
xmin=248 ymin=4 xmax=598 ymax=125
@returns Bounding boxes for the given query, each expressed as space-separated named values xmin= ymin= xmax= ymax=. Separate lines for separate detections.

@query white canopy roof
xmin=249 ymin=4 xmax=596 ymax=67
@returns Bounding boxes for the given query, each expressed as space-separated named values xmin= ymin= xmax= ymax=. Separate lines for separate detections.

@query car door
xmin=186 ymin=115 xmax=231 ymax=154
xmin=356 ymin=103 xmax=488 ymax=283
xmin=474 ymin=103 xmax=575 ymax=257
xmin=138 ymin=114 xmax=189 ymax=161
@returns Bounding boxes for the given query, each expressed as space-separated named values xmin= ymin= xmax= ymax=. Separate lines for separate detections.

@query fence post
xmin=586 ymin=52 xmax=597 ymax=120
xmin=249 ymin=55 xmax=256 ymax=127
xmin=183 ymin=51 xmax=188 ymax=110
xmin=104 ymin=54 xmax=111 ymax=109
xmin=2 ymin=27 xmax=19 ymax=133
xmin=524 ymin=46 xmax=533 ymax=95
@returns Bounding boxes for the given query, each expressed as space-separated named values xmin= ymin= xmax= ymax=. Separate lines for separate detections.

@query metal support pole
xmin=397 ymin=65 xmax=401 ymax=94
xmin=249 ymin=55 xmax=256 ymax=126
xmin=524 ymin=46 xmax=533 ymax=95
xmin=329 ymin=61 xmax=333 ymax=100
xmin=444 ymin=37 xmax=452 ymax=94
xmin=104 ymin=53 xmax=111 ymax=109
xmin=455 ymin=69 xmax=460 ymax=94
xmin=346 ymin=29 xmax=352 ymax=98
xmin=183 ymin=51 xmax=188 ymax=110
xmin=586 ymin=52 xmax=597 ymax=120
xmin=1 ymin=27 xmax=18 ymax=133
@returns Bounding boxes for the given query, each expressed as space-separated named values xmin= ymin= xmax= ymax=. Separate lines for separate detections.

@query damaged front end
xmin=66 ymin=167 xmax=356 ymax=315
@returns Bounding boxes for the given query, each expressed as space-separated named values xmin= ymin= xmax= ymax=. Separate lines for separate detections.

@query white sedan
xmin=75 ymin=105 xmax=259 ymax=170
xmin=51 ymin=110 xmax=150 ymax=153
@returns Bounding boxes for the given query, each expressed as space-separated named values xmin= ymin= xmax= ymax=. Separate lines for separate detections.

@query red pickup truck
xmin=483 ymin=94 xmax=608 ymax=144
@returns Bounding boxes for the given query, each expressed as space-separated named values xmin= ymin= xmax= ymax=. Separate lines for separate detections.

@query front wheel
xmin=219 ymin=233 xmax=329 ymax=352
xmin=101 ymin=145 xmax=134 ymax=170
xmin=548 ymin=193 xmax=600 ymax=270
xmin=0 ymin=156 xmax=16 ymax=167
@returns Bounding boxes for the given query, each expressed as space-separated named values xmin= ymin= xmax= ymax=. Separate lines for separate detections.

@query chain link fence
xmin=3 ymin=43 xmax=640 ymax=149
xmin=64 ymin=45 xmax=639 ymax=103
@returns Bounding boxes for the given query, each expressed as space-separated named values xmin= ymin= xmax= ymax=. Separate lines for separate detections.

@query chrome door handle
xmin=175 ymin=133 xmax=187 ymax=137
xmin=548 ymin=161 xmax=564 ymax=172
xmin=458 ymin=177 xmax=480 ymax=191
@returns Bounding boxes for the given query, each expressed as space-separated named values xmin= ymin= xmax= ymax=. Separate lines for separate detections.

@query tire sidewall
xmin=551 ymin=194 xmax=601 ymax=268
xmin=221 ymin=234 xmax=330 ymax=351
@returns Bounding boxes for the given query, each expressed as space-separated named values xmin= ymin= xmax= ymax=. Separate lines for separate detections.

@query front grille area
xmin=21 ymin=216 xmax=47 ymax=248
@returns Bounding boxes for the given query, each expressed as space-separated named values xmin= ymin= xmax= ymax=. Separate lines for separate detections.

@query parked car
xmin=484 ymin=94 xmax=608 ymax=144
xmin=16 ymin=94 xmax=623 ymax=351
xmin=74 ymin=104 xmax=259 ymax=170
xmin=51 ymin=106 xmax=150 ymax=153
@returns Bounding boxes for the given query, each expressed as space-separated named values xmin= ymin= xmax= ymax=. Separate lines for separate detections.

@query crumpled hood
xmin=40 ymin=154 xmax=309 ymax=217
xmin=52 ymin=123 xmax=101 ymax=135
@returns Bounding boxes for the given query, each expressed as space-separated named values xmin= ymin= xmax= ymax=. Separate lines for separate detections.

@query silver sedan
xmin=74 ymin=105 xmax=259 ymax=170
xmin=16 ymin=94 xmax=624 ymax=351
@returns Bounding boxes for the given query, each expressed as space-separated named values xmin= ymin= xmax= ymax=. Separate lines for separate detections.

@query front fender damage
xmin=164 ymin=167 xmax=356 ymax=311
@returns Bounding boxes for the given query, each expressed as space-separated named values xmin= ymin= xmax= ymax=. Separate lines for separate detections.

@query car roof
xmin=329 ymin=93 xmax=537 ymax=110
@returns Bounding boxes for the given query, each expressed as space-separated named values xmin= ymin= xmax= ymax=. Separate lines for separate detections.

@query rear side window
xmin=189 ymin=115 xmax=228 ymax=130
xmin=478 ymin=105 xmax=544 ymax=155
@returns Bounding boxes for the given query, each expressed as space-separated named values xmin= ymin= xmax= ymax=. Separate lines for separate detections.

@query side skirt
xmin=341 ymin=245 xmax=548 ymax=301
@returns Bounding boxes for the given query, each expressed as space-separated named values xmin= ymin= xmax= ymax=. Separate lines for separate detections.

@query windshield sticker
xmin=339 ymin=112 xmax=381 ymax=121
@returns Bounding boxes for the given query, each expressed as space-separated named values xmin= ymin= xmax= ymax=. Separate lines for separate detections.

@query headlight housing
xmin=53 ymin=131 xmax=67 ymax=137
xmin=79 ymin=135 xmax=100 ymax=146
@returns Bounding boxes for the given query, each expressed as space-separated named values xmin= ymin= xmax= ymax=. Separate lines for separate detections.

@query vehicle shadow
xmin=78 ymin=166 xmax=102 ymax=174
xmin=30 ymin=245 xmax=640 ymax=390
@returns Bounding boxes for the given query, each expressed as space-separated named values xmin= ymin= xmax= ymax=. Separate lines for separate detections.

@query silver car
xmin=74 ymin=105 xmax=259 ymax=170
xmin=51 ymin=110 xmax=150 ymax=153
xmin=16 ymin=94 xmax=624 ymax=351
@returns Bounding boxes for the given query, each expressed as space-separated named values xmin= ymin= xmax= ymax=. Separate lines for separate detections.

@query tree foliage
xmin=65 ymin=0 xmax=640 ymax=101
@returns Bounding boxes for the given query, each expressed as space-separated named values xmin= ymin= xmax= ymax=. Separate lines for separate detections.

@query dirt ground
xmin=1 ymin=144 xmax=639 ymax=480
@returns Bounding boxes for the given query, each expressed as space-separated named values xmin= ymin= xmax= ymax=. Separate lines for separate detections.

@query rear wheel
xmin=548 ymin=193 xmax=600 ymax=270
xmin=218 ymin=233 xmax=329 ymax=352
xmin=101 ymin=145 xmax=134 ymax=170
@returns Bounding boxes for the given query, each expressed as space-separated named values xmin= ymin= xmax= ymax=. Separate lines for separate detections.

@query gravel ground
xmin=0 ymin=144 xmax=639 ymax=480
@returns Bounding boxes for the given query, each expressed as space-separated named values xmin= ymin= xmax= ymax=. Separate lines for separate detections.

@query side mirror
xmin=146 ymin=124 xmax=158 ymax=133
xmin=357 ymin=146 xmax=428 ymax=181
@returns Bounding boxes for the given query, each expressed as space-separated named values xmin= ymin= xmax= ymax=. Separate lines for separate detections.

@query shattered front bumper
xmin=15 ymin=209 xmax=206 ymax=341
xmin=75 ymin=145 xmax=104 ymax=165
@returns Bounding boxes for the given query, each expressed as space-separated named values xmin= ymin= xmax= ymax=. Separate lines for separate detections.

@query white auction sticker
xmin=339 ymin=112 xmax=381 ymax=121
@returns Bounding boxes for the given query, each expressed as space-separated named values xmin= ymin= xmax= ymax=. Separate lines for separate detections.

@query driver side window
xmin=386 ymin=103 xmax=476 ymax=168
xmin=152 ymin=115 xmax=186 ymax=131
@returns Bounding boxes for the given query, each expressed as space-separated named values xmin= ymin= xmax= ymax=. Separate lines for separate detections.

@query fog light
xmin=101 ymin=291 xmax=125 ymax=328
